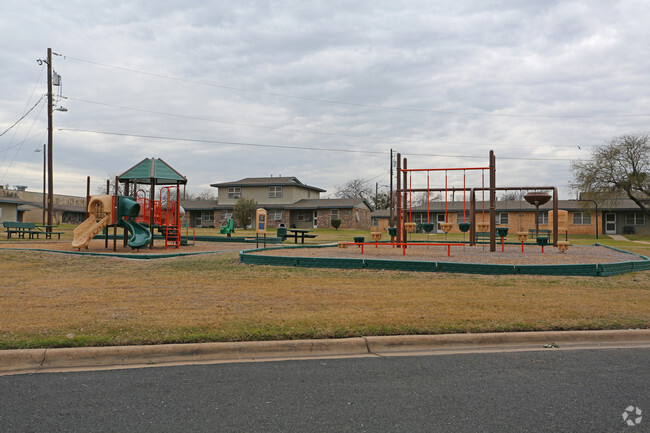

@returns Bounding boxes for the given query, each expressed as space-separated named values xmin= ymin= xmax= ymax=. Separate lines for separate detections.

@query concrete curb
xmin=364 ymin=329 xmax=650 ymax=354
xmin=0 ymin=338 xmax=369 ymax=375
xmin=1 ymin=330 xmax=649 ymax=375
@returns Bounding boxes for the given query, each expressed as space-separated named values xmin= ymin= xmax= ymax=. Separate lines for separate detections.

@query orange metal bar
xmin=481 ymin=170 xmax=485 ymax=222
xmin=401 ymin=167 xmax=489 ymax=172
xmin=463 ymin=171 xmax=466 ymax=222
xmin=444 ymin=170 xmax=448 ymax=222
xmin=409 ymin=173 xmax=412 ymax=222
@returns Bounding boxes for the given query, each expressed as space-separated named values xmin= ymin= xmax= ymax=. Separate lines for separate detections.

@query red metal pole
xmin=463 ymin=171 xmax=466 ymax=222
xmin=427 ymin=171 xmax=430 ymax=223
xmin=444 ymin=170 xmax=448 ymax=222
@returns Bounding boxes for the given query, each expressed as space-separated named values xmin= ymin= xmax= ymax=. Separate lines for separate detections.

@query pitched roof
xmin=285 ymin=198 xmax=373 ymax=210
xmin=213 ymin=198 xmax=372 ymax=211
xmin=180 ymin=200 xmax=219 ymax=210
xmin=210 ymin=176 xmax=325 ymax=192
xmin=118 ymin=158 xmax=187 ymax=185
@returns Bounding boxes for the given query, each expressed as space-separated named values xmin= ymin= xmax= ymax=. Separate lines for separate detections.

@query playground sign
xmin=256 ymin=208 xmax=267 ymax=234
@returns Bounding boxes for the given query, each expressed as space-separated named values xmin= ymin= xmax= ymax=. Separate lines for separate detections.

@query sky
xmin=2 ymin=0 xmax=650 ymax=200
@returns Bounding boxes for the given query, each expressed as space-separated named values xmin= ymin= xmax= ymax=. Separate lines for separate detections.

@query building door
xmin=313 ymin=211 xmax=318 ymax=229
xmin=195 ymin=213 xmax=202 ymax=228
xmin=436 ymin=214 xmax=446 ymax=233
xmin=605 ymin=213 xmax=616 ymax=234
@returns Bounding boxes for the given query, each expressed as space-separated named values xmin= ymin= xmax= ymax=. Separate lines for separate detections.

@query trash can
xmin=277 ymin=223 xmax=287 ymax=240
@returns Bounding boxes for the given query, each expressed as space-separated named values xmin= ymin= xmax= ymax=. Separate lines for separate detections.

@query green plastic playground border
xmin=0 ymin=235 xmax=281 ymax=260
xmin=94 ymin=234 xmax=284 ymax=244
xmin=0 ymin=247 xmax=237 ymax=260
xmin=239 ymin=243 xmax=650 ymax=277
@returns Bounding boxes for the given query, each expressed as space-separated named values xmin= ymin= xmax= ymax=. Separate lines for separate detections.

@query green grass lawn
xmin=0 ymin=227 xmax=648 ymax=350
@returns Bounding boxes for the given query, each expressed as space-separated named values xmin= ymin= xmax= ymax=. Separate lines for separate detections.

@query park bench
xmin=528 ymin=228 xmax=551 ymax=238
xmin=3 ymin=221 xmax=38 ymax=239
xmin=475 ymin=231 xmax=490 ymax=243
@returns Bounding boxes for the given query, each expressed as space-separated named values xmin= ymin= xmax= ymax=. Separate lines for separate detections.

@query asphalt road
xmin=1 ymin=348 xmax=648 ymax=432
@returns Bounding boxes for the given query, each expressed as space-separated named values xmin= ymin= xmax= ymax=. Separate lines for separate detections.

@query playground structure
xmin=118 ymin=158 xmax=189 ymax=250
xmin=72 ymin=194 xmax=152 ymax=250
xmin=392 ymin=150 xmax=560 ymax=254
xmin=73 ymin=158 xmax=193 ymax=251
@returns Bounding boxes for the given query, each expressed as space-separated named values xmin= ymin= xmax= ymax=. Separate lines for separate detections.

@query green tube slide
xmin=117 ymin=196 xmax=152 ymax=249
xmin=119 ymin=218 xmax=152 ymax=249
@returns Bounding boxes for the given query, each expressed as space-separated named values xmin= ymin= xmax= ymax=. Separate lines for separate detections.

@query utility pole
xmin=41 ymin=144 xmax=46 ymax=225
xmin=46 ymin=48 xmax=54 ymax=231
xmin=389 ymin=149 xmax=394 ymax=227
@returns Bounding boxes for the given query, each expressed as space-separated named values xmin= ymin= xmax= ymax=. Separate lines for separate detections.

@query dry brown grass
xmin=1 ymin=243 xmax=649 ymax=349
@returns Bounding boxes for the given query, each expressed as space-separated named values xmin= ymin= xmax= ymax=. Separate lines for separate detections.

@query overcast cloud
xmin=2 ymin=0 xmax=649 ymax=199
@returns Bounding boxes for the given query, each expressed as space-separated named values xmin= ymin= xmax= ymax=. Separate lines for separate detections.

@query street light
xmin=34 ymin=145 xmax=46 ymax=224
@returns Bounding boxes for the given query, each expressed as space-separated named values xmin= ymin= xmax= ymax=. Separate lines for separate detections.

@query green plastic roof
xmin=118 ymin=158 xmax=187 ymax=185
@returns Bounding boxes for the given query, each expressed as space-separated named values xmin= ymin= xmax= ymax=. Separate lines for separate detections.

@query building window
xmin=625 ymin=212 xmax=645 ymax=225
xmin=536 ymin=212 xmax=548 ymax=225
xmin=269 ymin=209 xmax=282 ymax=221
xmin=331 ymin=209 xmax=339 ymax=220
xmin=371 ymin=217 xmax=378 ymax=226
xmin=228 ymin=187 xmax=241 ymax=199
xmin=573 ymin=212 xmax=592 ymax=225
xmin=223 ymin=210 xmax=233 ymax=220
xmin=456 ymin=211 xmax=470 ymax=224
xmin=297 ymin=210 xmax=311 ymax=221
xmin=269 ymin=186 xmax=283 ymax=198
xmin=497 ymin=212 xmax=509 ymax=225
xmin=307 ymin=191 xmax=311 ymax=198
xmin=202 ymin=212 xmax=214 ymax=222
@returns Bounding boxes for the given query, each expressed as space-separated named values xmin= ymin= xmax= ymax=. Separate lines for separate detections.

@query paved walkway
xmin=609 ymin=234 xmax=650 ymax=244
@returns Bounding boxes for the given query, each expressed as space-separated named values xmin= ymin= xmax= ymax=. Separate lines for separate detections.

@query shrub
xmin=622 ymin=225 xmax=635 ymax=235
xmin=234 ymin=198 xmax=257 ymax=228
xmin=331 ymin=219 xmax=342 ymax=230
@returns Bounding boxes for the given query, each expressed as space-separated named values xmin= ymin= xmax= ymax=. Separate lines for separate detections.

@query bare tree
xmin=335 ymin=178 xmax=373 ymax=202
xmin=185 ymin=189 xmax=217 ymax=200
xmin=571 ymin=132 xmax=650 ymax=218
xmin=95 ymin=174 xmax=124 ymax=195
xmin=500 ymin=191 xmax=526 ymax=201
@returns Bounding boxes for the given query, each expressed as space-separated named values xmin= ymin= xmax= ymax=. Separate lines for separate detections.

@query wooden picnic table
xmin=285 ymin=228 xmax=317 ymax=244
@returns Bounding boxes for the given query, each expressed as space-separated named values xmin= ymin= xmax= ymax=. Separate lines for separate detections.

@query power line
xmin=0 ymin=131 xmax=47 ymax=153
xmin=0 ymin=97 xmax=45 ymax=138
xmin=59 ymin=127 xmax=386 ymax=155
xmin=58 ymin=127 xmax=575 ymax=161
xmin=63 ymin=55 xmax=650 ymax=119
xmin=67 ymin=96 xmax=589 ymax=149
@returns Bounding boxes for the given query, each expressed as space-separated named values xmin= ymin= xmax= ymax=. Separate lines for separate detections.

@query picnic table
xmin=284 ymin=228 xmax=317 ymax=244
xmin=3 ymin=221 xmax=63 ymax=239
xmin=3 ymin=222 xmax=35 ymax=239
xmin=35 ymin=225 xmax=64 ymax=239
